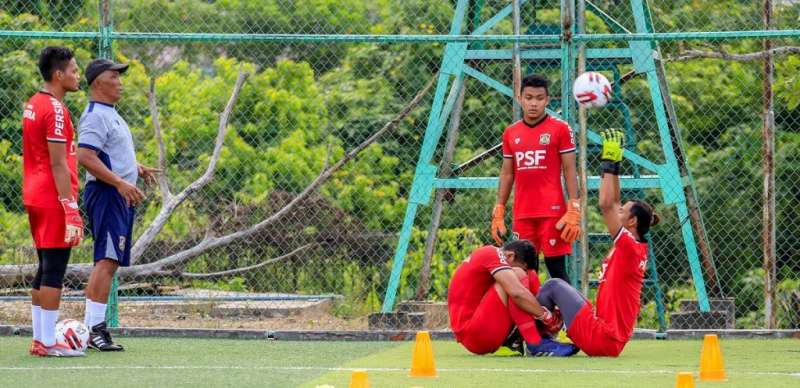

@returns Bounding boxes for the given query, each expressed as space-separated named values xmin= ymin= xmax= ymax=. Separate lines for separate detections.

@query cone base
xmin=409 ymin=368 xmax=437 ymax=378
xmin=699 ymin=370 xmax=727 ymax=381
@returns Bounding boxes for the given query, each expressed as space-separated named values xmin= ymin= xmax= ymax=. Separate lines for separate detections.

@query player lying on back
xmin=447 ymin=240 xmax=578 ymax=357
xmin=533 ymin=129 xmax=659 ymax=357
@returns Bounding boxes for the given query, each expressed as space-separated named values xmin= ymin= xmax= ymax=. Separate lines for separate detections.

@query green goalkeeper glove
xmin=600 ymin=129 xmax=625 ymax=162
xmin=600 ymin=129 xmax=625 ymax=175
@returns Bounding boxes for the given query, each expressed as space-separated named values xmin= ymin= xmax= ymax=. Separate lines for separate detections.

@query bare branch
xmin=135 ymin=73 xmax=438 ymax=271
xmin=669 ymin=46 xmax=800 ymax=62
xmin=148 ymin=76 xmax=172 ymax=202
xmin=0 ymin=73 xmax=435 ymax=285
xmin=131 ymin=67 xmax=250 ymax=261
xmin=174 ymin=243 xmax=316 ymax=280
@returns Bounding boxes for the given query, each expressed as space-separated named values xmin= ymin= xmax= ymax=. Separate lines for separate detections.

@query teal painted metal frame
xmin=381 ymin=0 xmax=712 ymax=313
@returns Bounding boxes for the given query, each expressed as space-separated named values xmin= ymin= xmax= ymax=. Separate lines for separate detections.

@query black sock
xmin=544 ymin=256 xmax=570 ymax=284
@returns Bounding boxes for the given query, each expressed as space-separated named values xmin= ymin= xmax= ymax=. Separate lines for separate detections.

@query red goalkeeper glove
xmin=535 ymin=306 xmax=563 ymax=337
xmin=556 ymin=199 xmax=581 ymax=243
xmin=59 ymin=197 xmax=83 ymax=246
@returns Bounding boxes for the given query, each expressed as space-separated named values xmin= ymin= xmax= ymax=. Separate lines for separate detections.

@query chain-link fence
xmin=0 ymin=1 xmax=798 ymax=332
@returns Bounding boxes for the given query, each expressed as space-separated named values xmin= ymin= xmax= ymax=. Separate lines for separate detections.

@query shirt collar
xmin=521 ymin=114 xmax=548 ymax=129
xmin=89 ymin=100 xmax=115 ymax=109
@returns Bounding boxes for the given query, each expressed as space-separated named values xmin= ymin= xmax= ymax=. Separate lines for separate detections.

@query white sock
xmin=85 ymin=299 xmax=107 ymax=328
xmin=40 ymin=309 xmax=59 ymax=347
xmin=31 ymin=305 xmax=42 ymax=342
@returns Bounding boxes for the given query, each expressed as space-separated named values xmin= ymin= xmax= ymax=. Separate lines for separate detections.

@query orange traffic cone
xmin=409 ymin=331 xmax=437 ymax=377
xmin=698 ymin=334 xmax=727 ymax=381
xmin=349 ymin=370 xmax=369 ymax=388
xmin=675 ymin=372 xmax=695 ymax=388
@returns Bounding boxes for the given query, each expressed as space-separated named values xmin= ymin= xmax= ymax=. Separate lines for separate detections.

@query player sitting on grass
xmin=447 ymin=240 xmax=578 ymax=357
xmin=534 ymin=129 xmax=659 ymax=357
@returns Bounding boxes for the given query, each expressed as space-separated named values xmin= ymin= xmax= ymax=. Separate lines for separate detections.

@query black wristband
xmin=600 ymin=160 xmax=620 ymax=176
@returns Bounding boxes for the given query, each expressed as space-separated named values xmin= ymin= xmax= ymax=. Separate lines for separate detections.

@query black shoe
xmin=501 ymin=326 xmax=524 ymax=355
xmin=88 ymin=322 xmax=124 ymax=351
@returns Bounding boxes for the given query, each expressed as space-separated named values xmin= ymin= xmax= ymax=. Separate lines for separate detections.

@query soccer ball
xmin=573 ymin=71 xmax=612 ymax=108
xmin=56 ymin=319 xmax=90 ymax=351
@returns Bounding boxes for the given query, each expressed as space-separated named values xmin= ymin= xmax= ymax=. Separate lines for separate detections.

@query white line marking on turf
xmin=1 ymin=366 xmax=798 ymax=377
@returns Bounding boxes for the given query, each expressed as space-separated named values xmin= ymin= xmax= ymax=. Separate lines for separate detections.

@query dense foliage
xmin=0 ymin=0 xmax=798 ymax=328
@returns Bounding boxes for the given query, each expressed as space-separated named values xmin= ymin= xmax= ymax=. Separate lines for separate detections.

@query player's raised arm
xmin=598 ymin=129 xmax=624 ymax=236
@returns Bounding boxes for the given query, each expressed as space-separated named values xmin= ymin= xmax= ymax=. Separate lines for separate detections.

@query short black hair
xmin=502 ymin=239 xmax=539 ymax=272
xmin=521 ymin=74 xmax=549 ymax=95
xmin=38 ymin=46 xmax=74 ymax=82
xmin=630 ymin=200 xmax=660 ymax=242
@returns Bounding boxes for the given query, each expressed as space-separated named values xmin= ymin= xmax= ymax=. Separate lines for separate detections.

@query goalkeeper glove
xmin=59 ymin=197 xmax=83 ymax=246
xmin=600 ymin=128 xmax=625 ymax=175
xmin=556 ymin=199 xmax=581 ymax=243
xmin=491 ymin=204 xmax=507 ymax=246
xmin=535 ymin=306 xmax=563 ymax=337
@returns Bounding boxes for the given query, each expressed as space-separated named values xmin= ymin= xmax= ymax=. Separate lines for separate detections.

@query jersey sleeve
xmin=502 ymin=128 xmax=513 ymax=159
xmin=479 ymin=247 xmax=512 ymax=276
xmin=43 ymin=102 xmax=68 ymax=144
xmin=77 ymin=112 xmax=108 ymax=152
xmin=558 ymin=122 xmax=576 ymax=154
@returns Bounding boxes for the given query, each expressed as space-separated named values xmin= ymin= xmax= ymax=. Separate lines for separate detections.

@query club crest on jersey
xmin=549 ymin=239 xmax=556 ymax=246
xmin=539 ymin=133 xmax=551 ymax=145
xmin=514 ymin=137 xmax=521 ymax=144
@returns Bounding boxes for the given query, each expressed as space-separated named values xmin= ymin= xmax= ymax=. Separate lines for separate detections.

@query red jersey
xmin=594 ymin=228 xmax=649 ymax=342
xmin=447 ymin=245 xmax=512 ymax=337
xmin=502 ymin=115 xmax=576 ymax=219
xmin=22 ymin=91 xmax=79 ymax=209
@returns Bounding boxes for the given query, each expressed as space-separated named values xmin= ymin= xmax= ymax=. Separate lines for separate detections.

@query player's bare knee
xmin=96 ymin=258 xmax=119 ymax=275
xmin=511 ymin=267 xmax=527 ymax=279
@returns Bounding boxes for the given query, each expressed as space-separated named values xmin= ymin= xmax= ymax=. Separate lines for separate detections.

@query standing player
xmin=23 ymin=46 xmax=84 ymax=357
xmin=77 ymin=59 xmax=159 ymax=351
xmin=534 ymin=129 xmax=659 ymax=357
xmin=447 ymin=240 xmax=578 ymax=357
xmin=491 ymin=74 xmax=581 ymax=283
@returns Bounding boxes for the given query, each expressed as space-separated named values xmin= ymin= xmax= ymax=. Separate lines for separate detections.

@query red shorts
xmin=566 ymin=303 xmax=627 ymax=357
xmin=457 ymin=287 xmax=513 ymax=355
xmin=26 ymin=206 xmax=69 ymax=249
xmin=513 ymin=217 xmax=572 ymax=257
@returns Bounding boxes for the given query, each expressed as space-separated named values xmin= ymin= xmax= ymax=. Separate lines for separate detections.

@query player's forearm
xmin=563 ymin=165 xmax=579 ymax=201
xmin=49 ymin=162 xmax=74 ymax=200
xmin=598 ymin=172 xmax=620 ymax=210
xmin=561 ymin=152 xmax=579 ymax=200
xmin=78 ymin=149 xmax=125 ymax=188
xmin=496 ymin=173 xmax=514 ymax=205
xmin=510 ymin=291 xmax=545 ymax=317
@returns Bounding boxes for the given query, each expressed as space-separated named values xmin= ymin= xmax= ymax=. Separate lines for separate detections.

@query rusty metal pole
xmin=762 ymin=0 xmax=777 ymax=329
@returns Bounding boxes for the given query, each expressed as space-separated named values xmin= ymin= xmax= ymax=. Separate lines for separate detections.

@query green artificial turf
xmin=1 ymin=337 xmax=797 ymax=387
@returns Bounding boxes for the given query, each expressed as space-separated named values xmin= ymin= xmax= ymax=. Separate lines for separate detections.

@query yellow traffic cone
xmin=349 ymin=370 xmax=369 ymax=388
xmin=698 ymin=334 xmax=727 ymax=381
xmin=675 ymin=372 xmax=695 ymax=388
xmin=409 ymin=331 xmax=437 ymax=377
